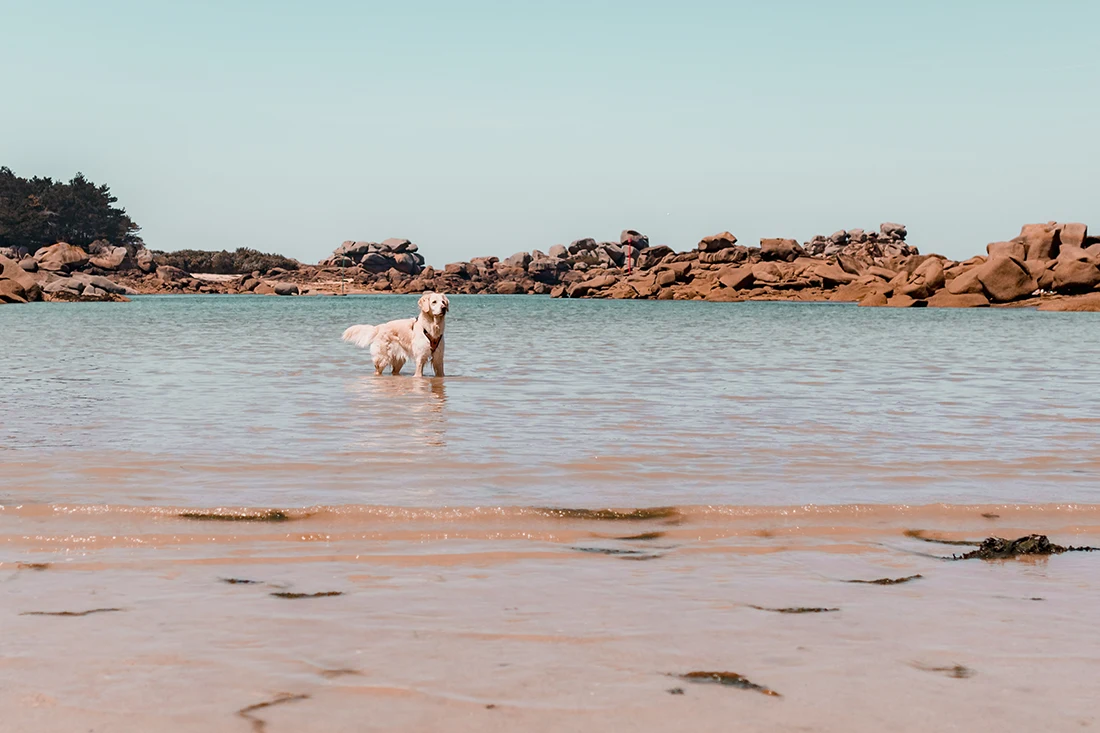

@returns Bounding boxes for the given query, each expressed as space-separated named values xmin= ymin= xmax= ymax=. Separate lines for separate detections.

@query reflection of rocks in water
xmin=953 ymin=534 xmax=1098 ymax=560
xmin=679 ymin=671 xmax=781 ymax=697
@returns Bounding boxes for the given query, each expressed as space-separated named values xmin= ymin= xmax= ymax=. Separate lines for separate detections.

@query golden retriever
xmin=342 ymin=292 xmax=449 ymax=376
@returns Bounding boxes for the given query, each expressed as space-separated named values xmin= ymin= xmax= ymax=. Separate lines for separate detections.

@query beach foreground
xmin=3 ymin=503 xmax=1099 ymax=732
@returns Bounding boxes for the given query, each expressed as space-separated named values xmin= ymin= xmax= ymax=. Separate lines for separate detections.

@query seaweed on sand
xmin=237 ymin=693 xmax=309 ymax=733
xmin=679 ymin=671 xmax=781 ymax=697
xmin=748 ymin=605 xmax=838 ymax=614
xmin=614 ymin=532 xmax=666 ymax=541
xmin=21 ymin=608 xmax=123 ymax=617
xmin=904 ymin=529 xmax=979 ymax=546
xmin=911 ymin=662 xmax=974 ymax=679
xmin=952 ymin=534 xmax=1098 ymax=560
xmin=846 ymin=574 xmax=923 ymax=585
xmin=179 ymin=509 xmax=301 ymax=523
xmin=270 ymin=591 xmax=343 ymax=599
xmin=17 ymin=562 xmax=51 ymax=571
xmin=534 ymin=507 xmax=681 ymax=522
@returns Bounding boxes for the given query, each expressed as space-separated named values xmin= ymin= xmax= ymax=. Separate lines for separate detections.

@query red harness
xmin=413 ymin=319 xmax=442 ymax=353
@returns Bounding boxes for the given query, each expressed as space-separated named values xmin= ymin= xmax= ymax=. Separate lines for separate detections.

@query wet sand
xmin=3 ymin=502 xmax=1098 ymax=732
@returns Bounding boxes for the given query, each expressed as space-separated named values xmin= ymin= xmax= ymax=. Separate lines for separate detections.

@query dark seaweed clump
xmin=179 ymin=510 xmax=297 ymax=523
xmin=904 ymin=529 xmax=978 ymax=546
xmin=21 ymin=608 xmax=123 ymax=617
xmin=912 ymin=663 xmax=974 ymax=679
xmin=680 ymin=671 xmax=781 ymax=697
xmin=748 ymin=605 xmax=838 ymax=614
xmin=535 ymin=506 xmax=680 ymax=522
xmin=221 ymin=577 xmax=261 ymax=585
xmin=270 ymin=591 xmax=343 ymax=599
xmin=570 ymin=546 xmax=647 ymax=556
xmin=17 ymin=562 xmax=51 ymax=571
xmin=615 ymin=532 xmax=666 ymax=541
xmin=953 ymin=534 xmax=1097 ymax=560
xmin=238 ymin=693 xmax=309 ymax=733
xmin=847 ymin=574 xmax=923 ymax=585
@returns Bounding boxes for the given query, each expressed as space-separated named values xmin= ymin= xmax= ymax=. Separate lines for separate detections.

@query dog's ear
xmin=441 ymin=294 xmax=450 ymax=310
xmin=418 ymin=292 xmax=432 ymax=313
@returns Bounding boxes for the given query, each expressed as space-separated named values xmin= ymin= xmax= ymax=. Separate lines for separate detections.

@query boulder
xmin=699 ymin=247 xmax=747 ymax=265
xmin=503 ymin=251 xmax=532 ymax=269
xmin=760 ymin=238 xmax=805 ymax=262
xmin=1025 ymin=260 xmax=1056 ymax=291
xmin=976 ymin=255 xmax=1037 ymax=302
xmin=273 ymin=283 xmax=299 ymax=296
xmin=620 ymin=230 xmax=649 ymax=249
xmin=836 ymin=253 xmax=864 ymax=276
xmin=135 ymin=248 xmax=156 ymax=273
xmin=717 ymin=265 xmax=755 ymax=290
xmin=858 ymin=291 xmax=889 ymax=307
xmin=604 ymin=281 xmax=639 ymax=299
xmin=34 ymin=242 xmax=89 ymax=272
xmin=814 ymin=263 xmax=856 ymax=287
xmin=867 ymin=265 xmax=898 ymax=280
xmin=886 ymin=294 xmax=925 ymax=308
xmin=19 ymin=257 xmax=37 ymax=272
xmin=946 ymin=267 xmax=984 ymax=295
xmin=1058 ymin=223 xmax=1088 ymax=250
xmin=0 ymin=278 xmax=28 ymax=303
xmin=156 ymin=265 xmax=191 ymax=283
xmin=751 ymin=262 xmax=782 ymax=283
xmin=391 ymin=252 xmax=422 ymax=275
xmin=637 ymin=245 xmax=674 ymax=269
xmin=926 ymin=291 xmax=990 ymax=308
xmin=82 ymin=284 xmax=108 ymax=299
xmin=254 ymin=282 xmax=276 ymax=295
xmin=361 ymin=252 xmax=397 ymax=272
xmin=496 ymin=281 xmax=524 ymax=295
xmin=568 ymin=238 xmax=597 ymax=255
xmin=655 ymin=270 xmax=676 ymax=288
xmin=381 ymin=238 xmax=415 ymax=253
xmin=69 ymin=272 xmax=130 ymax=294
xmin=1052 ymin=259 xmax=1100 ymax=293
xmin=698 ymin=232 xmax=738 ymax=253
xmin=1037 ymin=294 xmax=1100 ymax=312
xmin=529 ymin=257 xmax=570 ymax=283
xmin=1019 ymin=223 xmax=1060 ymax=261
xmin=831 ymin=281 xmax=886 ymax=303
xmin=880 ymin=222 xmax=907 ymax=240
xmin=987 ymin=240 xmax=1027 ymax=261
xmin=44 ymin=278 xmax=81 ymax=294
xmin=0 ymin=254 xmax=41 ymax=301
xmin=89 ymin=246 xmax=131 ymax=271
xmin=549 ymin=244 xmax=568 ymax=259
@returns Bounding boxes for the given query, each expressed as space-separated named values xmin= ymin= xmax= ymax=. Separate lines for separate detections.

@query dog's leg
xmin=371 ymin=344 xmax=386 ymax=375
xmin=413 ymin=355 xmax=428 ymax=377
xmin=391 ymin=356 xmax=405 ymax=375
xmin=431 ymin=341 xmax=445 ymax=377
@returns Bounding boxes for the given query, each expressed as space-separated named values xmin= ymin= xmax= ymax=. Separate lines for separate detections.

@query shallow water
xmin=4 ymin=295 xmax=1100 ymax=506
xmin=2 ymin=295 xmax=1100 ymax=732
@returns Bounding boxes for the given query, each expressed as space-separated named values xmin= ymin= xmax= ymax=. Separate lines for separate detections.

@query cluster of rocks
xmin=321 ymin=239 xmax=426 ymax=275
xmin=803 ymin=223 xmax=917 ymax=259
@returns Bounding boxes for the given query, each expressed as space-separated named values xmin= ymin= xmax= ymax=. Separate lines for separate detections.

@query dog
xmin=342 ymin=292 xmax=449 ymax=376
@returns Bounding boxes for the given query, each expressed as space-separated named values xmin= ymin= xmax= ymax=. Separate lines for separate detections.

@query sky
xmin=2 ymin=0 xmax=1098 ymax=265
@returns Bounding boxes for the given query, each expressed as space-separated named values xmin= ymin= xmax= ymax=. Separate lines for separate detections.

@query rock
xmin=987 ymin=240 xmax=1027 ymax=261
xmin=19 ymin=257 xmax=37 ymax=272
xmin=620 ymin=230 xmax=649 ymax=249
xmin=880 ymin=222 xmax=907 ymax=240
xmin=698 ymin=247 xmax=746 ymax=265
xmin=760 ymin=238 xmax=805 ymax=262
xmin=1025 ymin=260 xmax=1056 ymax=291
xmin=1037 ymin=294 xmax=1100 ymax=312
xmin=391 ymin=252 xmax=422 ymax=275
xmin=637 ymin=245 xmax=674 ymax=269
xmin=89 ymin=246 xmax=131 ymax=271
xmin=82 ymin=284 xmax=108 ymax=299
xmin=1052 ymin=259 xmax=1100 ymax=293
xmin=361 ymin=252 xmax=397 ymax=272
xmin=567 ymin=274 xmax=617 ymax=298
xmin=549 ymin=244 xmax=568 ymax=259
xmin=718 ymin=265 xmax=755 ymax=290
xmin=568 ymin=238 xmax=597 ymax=255
xmin=867 ymin=265 xmax=898 ymax=280
xmin=44 ymin=278 xmax=81 ymax=294
xmin=34 ymin=242 xmax=89 ymax=272
xmin=1019 ymin=223 xmax=1060 ymax=261
xmin=946 ymin=267 xmax=984 ymax=295
xmin=976 ymin=255 xmax=1037 ymax=302
xmin=549 ymin=284 xmax=566 ymax=298
xmin=886 ymin=294 xmax=925 ymax=308
xmin=496 ymin=281 xmax=524 ymax=295
xmin=698 ymin=232 xmax=738 ymax=252
xmin=254 ymin=282 xmax=276 ymax=295
xmin=529 ymin=257 xmax=570 ymax=283
xmin=273 ymin=283 xmax=299 ymax=296
xmin=858 ymin=291 xmax=889 ymax=307
xmin=503 ymin=251 xmax=532 ymax=269
xmin=0 ymin=254 xmax=42 ymax=301
xmin=156 ymin=265 xmax=191 ymax=283
xmin=835 ymin=253 xmax=864 ymax=276
xmin=0 ymin=278 xmax=28 ymax=303
xmin=1058 ymin=223 xmax=1088 ymax=250
xmin=751 ymin=262 xmax=782 ymax=283
xmin=814 ymin=264 xmax=856 ymax=287
xmin=655 ymin=270 xmax=676 ymax=287
xmin=903 ymin=257 xmax=945 ymax=299
xmin=605 ymin=281 xmax=639 ymax=299
xmin=926 ymin=291 xmax=990 ymax=308
xmin=69 ymin=272 xmax=130 ymax=294
xmin=136 ymin=248 xmax=156 ymax=273
xmin=381 ymin=238 xmax=414 ymax=252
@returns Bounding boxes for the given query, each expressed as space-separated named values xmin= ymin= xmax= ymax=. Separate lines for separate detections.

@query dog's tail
xmin=341 ymin=324 xmax=377 ymax=348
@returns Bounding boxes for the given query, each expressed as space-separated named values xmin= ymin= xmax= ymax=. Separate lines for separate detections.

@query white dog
xmin=342 ymin=292 xmax=449 ymax=377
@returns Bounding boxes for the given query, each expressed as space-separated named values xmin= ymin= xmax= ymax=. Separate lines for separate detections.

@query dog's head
xmin=419 ymin=292 xmax=450 ymax=317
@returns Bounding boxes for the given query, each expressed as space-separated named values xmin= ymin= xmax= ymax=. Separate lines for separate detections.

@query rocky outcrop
xmin=322 ymin=238 xmax=426 ymax=275
xmin=803 ymin=223 xmax=917 ymax=260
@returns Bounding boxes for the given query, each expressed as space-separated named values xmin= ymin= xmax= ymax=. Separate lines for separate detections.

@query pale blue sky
xmin=2 ymin=0 xmax=1097 ymax=264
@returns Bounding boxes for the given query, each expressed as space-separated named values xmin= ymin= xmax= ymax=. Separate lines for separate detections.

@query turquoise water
xmin=3 ymin=294 xmax=1100 ymax=507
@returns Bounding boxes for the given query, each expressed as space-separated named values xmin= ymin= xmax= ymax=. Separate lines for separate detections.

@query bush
xmin=153 ymin=247 xmax=300 ymax=274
